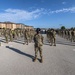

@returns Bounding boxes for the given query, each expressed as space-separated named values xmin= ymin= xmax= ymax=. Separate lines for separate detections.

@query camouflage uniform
xmin=33 ymin=28 xmax=44 ymax=63
xmin=47 ymin=29 xmax=56 ymax=46
xmin=9 ymin=30 xmax=13 ymax=42
xmin=29 ymin=29 xmax=35 ymax=43
xmin=24 ymin=29 xmax=29 ymax=45
xmin=52 ymin=30 xmax=56 ymax=46
xmin=4 ymin=29 xmax=9 ymax=43
xmin=49 ymin=30 xmax=53 ymax=44
xmin=68 ymin=30 xmax=72 ymax=41
xmin=71 ymin=30 xmax=74 ymax=42
xmin=46 ymin=29 xmax=51 ymax=43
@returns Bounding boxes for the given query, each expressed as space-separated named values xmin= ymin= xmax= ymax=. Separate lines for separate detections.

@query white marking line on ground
xmin=73 ymin=49 xmax=75 ymax=51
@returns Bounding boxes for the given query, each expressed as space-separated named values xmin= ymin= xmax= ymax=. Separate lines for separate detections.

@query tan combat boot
xmin=33 ymin=58 xmax=37 ymax=62
xmin=40 ymin=57 xmax=43 ymax=63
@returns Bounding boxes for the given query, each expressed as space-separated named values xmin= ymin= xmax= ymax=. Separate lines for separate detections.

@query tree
xmin=61 ymin=26 xmax=66 ymax=30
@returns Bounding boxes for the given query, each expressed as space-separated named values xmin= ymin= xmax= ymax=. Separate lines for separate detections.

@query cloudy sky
xmin=0 ymin=0 xmax=75 ymax=28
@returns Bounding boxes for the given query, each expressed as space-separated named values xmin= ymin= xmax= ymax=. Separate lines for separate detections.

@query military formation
xmin=0 ymin=27 xmax=44 ymax=63
xmin=0 ymin=28 xmax=35 ymax=44
xmin=0 ymin=27 xmax=75 ymax=63
xmin=56 ymin=28 xmax=75 ymax=42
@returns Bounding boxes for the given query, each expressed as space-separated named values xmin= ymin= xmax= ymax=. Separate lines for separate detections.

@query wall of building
xmin=0 ymin=22 xmax=34 ymax=30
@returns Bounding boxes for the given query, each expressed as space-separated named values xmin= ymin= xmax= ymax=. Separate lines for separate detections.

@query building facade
xmin=0 ymin=22 xmax=34 ymax=30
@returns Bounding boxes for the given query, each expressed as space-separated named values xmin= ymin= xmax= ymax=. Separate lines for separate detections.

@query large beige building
xmin=0 ymin=22 xmax=34 ymax=30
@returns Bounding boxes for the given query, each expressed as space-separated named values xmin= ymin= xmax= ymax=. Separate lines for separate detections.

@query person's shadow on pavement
xmin=6 ymin=46 xmax=34 ymax=61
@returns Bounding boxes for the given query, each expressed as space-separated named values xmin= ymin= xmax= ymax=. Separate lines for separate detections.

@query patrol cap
xmin=36 ymin=28 xmax=41 ymax=32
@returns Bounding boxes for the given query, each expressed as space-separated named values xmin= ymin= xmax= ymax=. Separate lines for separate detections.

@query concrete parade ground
xmin=0 ymin=34 xmax=75 ymax=75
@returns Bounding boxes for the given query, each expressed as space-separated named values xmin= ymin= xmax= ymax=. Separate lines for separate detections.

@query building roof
xmin=0 ymin=21 xmax=15 ymax=24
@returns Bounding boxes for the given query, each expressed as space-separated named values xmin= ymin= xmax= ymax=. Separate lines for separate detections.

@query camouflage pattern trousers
xmin=34 ymin=46 xmax=43 ymax=59
xmin=24 ymin=37 xmax=29 ymax=45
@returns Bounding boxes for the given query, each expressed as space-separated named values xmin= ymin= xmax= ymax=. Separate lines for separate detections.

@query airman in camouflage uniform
xmin=9 ymin=29 xmax=13 ymax=42
xmin=23 ymin=29 xmax=29 ymax=45
xmin=68 ymin=29 xmax=72 ymax=41
xmin=46 ymin=29 xmax=56 ymax=46
xmin=46 ymin=29 xmax=51 ymax=43
xmin=4 ymin=29 xmax=9 ymax=43
xmin=33 ymin=28 xmax=44 ymax=63
xmin=71 ymin=29 xmax=74 ymax=42
xmin=52 ymin=29 xmax=56 ymax=46
xmin=30 ymin=29 xmax=35 ymax=43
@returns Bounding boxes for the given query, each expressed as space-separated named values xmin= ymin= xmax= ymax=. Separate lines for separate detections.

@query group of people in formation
xmin=0 ymin=28 xmax=44 ymax=63
xmin=0 ymin=27 xmax=75 ymax=63
xmin=56 ymin=29 xmax=75 ymax=42
xmin=0 ymin=28 xmax=35 ymax=44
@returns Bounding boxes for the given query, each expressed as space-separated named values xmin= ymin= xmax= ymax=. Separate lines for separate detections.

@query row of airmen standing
xmin=57 ymin=29 xmax=75 ymax=42
xmin=0 ymin=28 xmax=35 ymax=45
xmin=0 ymin=28 xmax=43 ymax=63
